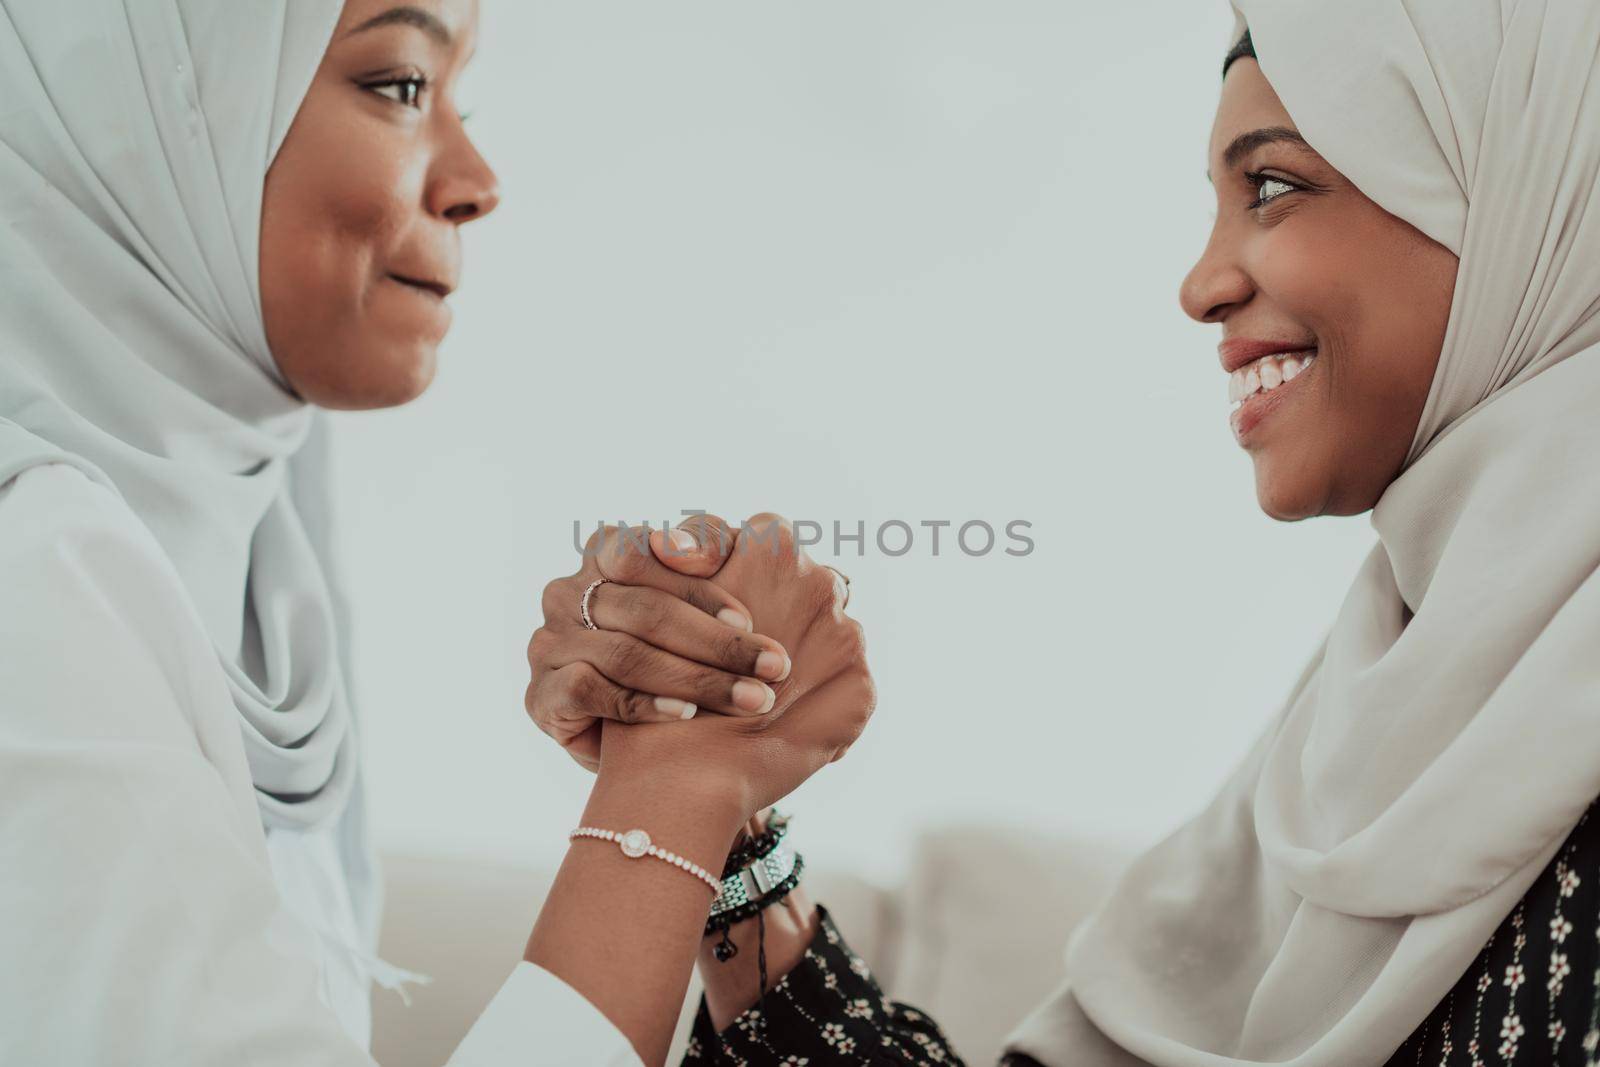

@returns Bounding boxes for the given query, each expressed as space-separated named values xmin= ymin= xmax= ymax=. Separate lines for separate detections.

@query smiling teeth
xmin=1228 ymin=351 xmax=1316 ymax=409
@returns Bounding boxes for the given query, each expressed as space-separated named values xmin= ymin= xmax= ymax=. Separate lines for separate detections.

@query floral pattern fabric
xmin=688 ymin=798 xmax=1600 ymax=1065
xmin=1387 ymin=798 xmax=1600 ymax=1066
xmin=684 ymin=905 xmax=962 ymax=1065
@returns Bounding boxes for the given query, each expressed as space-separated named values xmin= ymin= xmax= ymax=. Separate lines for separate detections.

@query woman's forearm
xmin=524 ymin=766 xmax=748 ymax=1067
xmin=697 ymin=885 xmax=820 ymax=1029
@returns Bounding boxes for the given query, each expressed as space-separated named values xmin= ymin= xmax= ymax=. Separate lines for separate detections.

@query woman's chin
xmin=1251 ymin=457 xmax=1330 ymax=522
xmin=362 ymin=344 xmax=438 ymax=409
xmin=301 ymin=343 xmax=439 ymax=411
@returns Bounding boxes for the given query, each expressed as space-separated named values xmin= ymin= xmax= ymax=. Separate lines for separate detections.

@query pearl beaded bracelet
xmin=568 ymin=826 xmax=721 ymax=894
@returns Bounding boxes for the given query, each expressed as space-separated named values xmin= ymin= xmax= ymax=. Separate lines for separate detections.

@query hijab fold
xmin=0 ymin=0 xmax=358 ymax=836
xmin=1009 ymin=1 xmax=1600 ymax=1062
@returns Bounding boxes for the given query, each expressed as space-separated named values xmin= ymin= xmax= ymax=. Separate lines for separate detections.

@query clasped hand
xmin=526 ymin=513 xmax=874 ymax=817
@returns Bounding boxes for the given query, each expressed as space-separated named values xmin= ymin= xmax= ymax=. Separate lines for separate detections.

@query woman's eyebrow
xmin=343 ymin=6 xmax=453 ymax=46
xmin=1205 ymin=126 xmax=1313 ymax=183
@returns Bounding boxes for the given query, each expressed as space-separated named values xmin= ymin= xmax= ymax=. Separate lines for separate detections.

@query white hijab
xmin=0 ymin=0 xmax=367 ymax=856
xmin=1008 ymin=1 xmax=1600 ymax=1064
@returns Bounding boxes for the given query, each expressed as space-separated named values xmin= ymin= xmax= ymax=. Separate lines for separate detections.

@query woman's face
xmin=261 ymin=0 xmax=499 ymax=410
xmin=1180 ymin=57 xmax=1459 ymax=519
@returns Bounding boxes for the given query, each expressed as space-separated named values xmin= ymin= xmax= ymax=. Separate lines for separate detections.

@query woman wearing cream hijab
xmin=1009 ymin=1 xmax=1600 ymax=1063
xmin=0 ymin=1 xmax=873 ymax=1065
xmin=572 ymin=0 xmax=1600 ymax=1064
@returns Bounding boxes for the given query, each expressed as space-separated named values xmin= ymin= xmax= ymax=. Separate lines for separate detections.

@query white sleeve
xmin=448 ymin=963 xmax=645 ymax=1066
xmin=0 ymin=464 xmax=643 ymax=1067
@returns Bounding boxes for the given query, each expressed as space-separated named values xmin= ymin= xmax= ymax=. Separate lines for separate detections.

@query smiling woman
xmin=1001 ymin=2 xmax=1600 ymax=1064
xmin=261 ymin=0 xmax=499 ymax=410
xmin=657 ymin=1 xmax=1600 ymax=1064
xmin=1180 ymin=47 xmax=1458 ymax=521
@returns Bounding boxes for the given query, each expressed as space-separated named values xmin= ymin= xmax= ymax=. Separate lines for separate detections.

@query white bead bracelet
xmin=568 ymin=826 xmax=721 ymax=894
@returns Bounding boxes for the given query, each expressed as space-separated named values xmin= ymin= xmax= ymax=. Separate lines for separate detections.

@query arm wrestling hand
xmin=525 ymin=516 xmax=791 ymax=772
xmin=597 ymin=512 xmax=874 ymax=817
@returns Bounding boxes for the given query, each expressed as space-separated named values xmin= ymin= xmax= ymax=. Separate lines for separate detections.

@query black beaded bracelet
xmin=704 ymin=851 xmax=805 ymax=962
xmin=721 ymin=809 xmax=790 ymax=879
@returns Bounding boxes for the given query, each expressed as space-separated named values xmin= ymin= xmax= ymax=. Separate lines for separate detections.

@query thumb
xmin=649 ymin=513 xmax=737 ymax=578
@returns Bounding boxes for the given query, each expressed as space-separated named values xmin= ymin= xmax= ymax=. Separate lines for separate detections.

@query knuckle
xmin=527 ymin=626 xmax=556 ymax=666
xmin=529 ymin=665 xmax=587 ymax=729
xmin=842 ymin=618 xmax=869 ymax=663
xmin=560 ymin=662 xmax=606 ymax=716
xmin=739 ymin=512 xmax=795 ymax=557
xmin=612 ymin=689 xmax=642 ymax=724
xmin=584 ymin=523 xmax=618 ymax=555
xmin=855 ymin=670 xmax=878 ymax=718
xmin=565 ymin=659 xmax=601 ymax=692
xmin=539 ymin=578 xmax=570 ymax=623
xmin=836 ymin=673 xmax=876 ymax=743
xmin=803 ymin=568 xmax=839 ymax=614
xmin=840 ymin=717 xmax=868 ymax=749
xmin=545 ymin=661 xmax=580 ymax=698
xmin=608 ymin=547 xmax=651 ymax=584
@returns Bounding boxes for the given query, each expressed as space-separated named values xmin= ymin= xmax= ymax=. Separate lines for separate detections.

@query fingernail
xmin=755 ymin=650 xmax=790 ymax=682
xmin=717 ymin=608 xmax=753 ymax=632
xmin=732 ymin=679 xmax=775 ymax=713
xmin=670 ymin=528 xmax=698 ymax=552
xmin=655 ymin=696 xmax=697 ymax=720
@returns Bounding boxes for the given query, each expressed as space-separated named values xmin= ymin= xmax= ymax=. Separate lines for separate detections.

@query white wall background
xmin=330 ymin=0 xmax=1379 ymax=885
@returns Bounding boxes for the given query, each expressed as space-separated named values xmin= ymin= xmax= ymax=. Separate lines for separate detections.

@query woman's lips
xmin=1228 ymin=349 xmax=1318 ymax=444
xmin=388 ymin=273 xmax=451 ymax=299
xmin=384 ymin=273 xmax=453 ymax=334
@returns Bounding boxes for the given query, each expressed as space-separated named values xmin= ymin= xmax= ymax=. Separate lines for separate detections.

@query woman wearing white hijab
xmin=554 ymin=0 xmax=1600 ymax=1064
xmin=0 ymin=1 xmax=873 ymax=1065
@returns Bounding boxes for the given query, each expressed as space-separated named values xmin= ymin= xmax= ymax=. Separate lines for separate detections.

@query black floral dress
xmin=685 ymin=799 xmax=1600 ymax=1066
xmin=683 ymin=905 xmax=960 ymax=1065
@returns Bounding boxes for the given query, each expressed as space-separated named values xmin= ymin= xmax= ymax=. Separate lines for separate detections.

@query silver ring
xmin=579 ymin=577 xmax=611 ymax=630
xmin=823 ymin=565 xmax=851 ymax=609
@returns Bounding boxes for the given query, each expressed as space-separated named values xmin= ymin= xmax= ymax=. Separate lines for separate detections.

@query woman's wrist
xmin=594 ymin=720 xmax=759 ymax=823
xmin=698 ymin=885 xmax=819 ymax=1030
xmin=523 ymin=732 xmax=753 ymax=1067
xmin=584 ymin=764 xmax=749 ymax=869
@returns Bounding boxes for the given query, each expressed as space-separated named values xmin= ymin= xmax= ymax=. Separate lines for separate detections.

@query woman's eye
xmin=1246 ymin=171 xmax=1297 ymax=209
xmin=367 ymin=76 xmax=427 ymax=108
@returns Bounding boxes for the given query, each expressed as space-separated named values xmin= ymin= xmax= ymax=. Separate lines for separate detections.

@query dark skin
xmin=1180 ymin=56 xmax=1459 ymax=519
xmin=262 ymin=0 xmax=499 ymax=409
xmin=258 ymin=5 xmax=862 ymax=1064
xmin=576 ymin=54 xmax=1472 ymax=1040
xmin=262 ymin=6 xmax=1463 ymax=1060
xmin=525 ymin=513 xmax=873 ymax=1065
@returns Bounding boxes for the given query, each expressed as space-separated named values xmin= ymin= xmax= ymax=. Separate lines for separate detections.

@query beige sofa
xmin=371 ymin=825 xmax=1136 ymax=1066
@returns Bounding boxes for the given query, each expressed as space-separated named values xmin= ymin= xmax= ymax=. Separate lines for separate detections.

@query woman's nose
xmin=1179 ymin=234 xmax=1252 ymax=324
xmin=429 ymin=133 xmax=502 ymax=224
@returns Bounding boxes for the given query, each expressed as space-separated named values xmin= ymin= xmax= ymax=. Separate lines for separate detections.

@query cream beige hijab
xmin=1007 ymin=0 xmax=1600 ymax=1063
